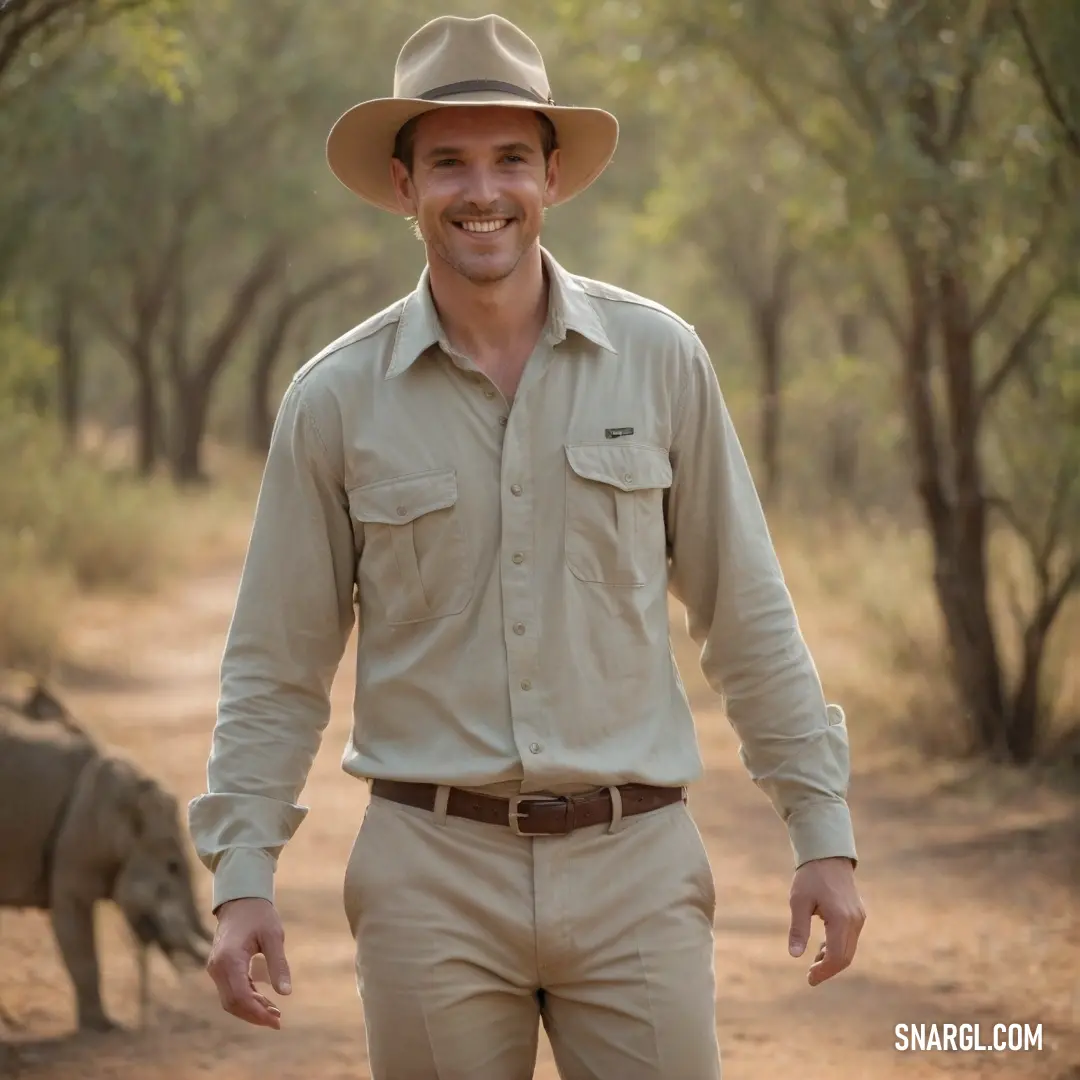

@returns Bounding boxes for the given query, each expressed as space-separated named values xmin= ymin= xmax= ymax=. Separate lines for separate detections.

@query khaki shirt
xmin=187 ymin=247 xmax=857 ymax=911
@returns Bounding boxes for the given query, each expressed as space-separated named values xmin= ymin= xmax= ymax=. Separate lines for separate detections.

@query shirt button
xmin=623 ymin=472 xmax=633 ymax=484
xmin=529 ymin=742 xmax=542 ymax=754
xmin=484 ymin=388 xmax=495 ymax=399
xmin=520 ymin=679 xmax=532 ymax=691
xmin=513 ymin=622 xmax=525 ymax=635
xmin=498 ymin=416 xmax=508 ymax=427
xmin=396 ymin=506 xmax=408 ymax=516
xmin=512 ymin=552 xmax=524 ymax=564
xmin=511 ymin=483 xmax=522 ymax=496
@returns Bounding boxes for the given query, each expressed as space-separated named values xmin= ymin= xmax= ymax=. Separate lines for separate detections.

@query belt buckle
xmin=508 ymin=794 xmax=569 ymax=836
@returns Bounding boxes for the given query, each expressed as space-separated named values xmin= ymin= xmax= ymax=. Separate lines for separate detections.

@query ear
xmin=95 ymin=760 xmax=158 ymax=858
xmin=23 ymin=683 xmax=67 ymax=721
xmin=543 ymin=147 xmax=561 ymax=208
xmin=389 ymin=157 xmax=417 ymax=216
xmin=128 ymin=774 xmax=172 ymax=835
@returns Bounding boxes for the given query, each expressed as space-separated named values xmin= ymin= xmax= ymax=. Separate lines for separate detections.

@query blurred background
xmin=1 ymin=1 xmax=1078 ymax=1078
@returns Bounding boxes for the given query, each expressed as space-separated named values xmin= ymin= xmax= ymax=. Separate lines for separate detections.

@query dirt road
xmin=2 ymin=564 xmax=1078 ymax=1079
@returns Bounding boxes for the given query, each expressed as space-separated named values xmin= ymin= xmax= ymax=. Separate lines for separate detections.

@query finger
xmin=787 ymin=890 xmax=815 ymax=957
xmin=251 ymin=987 xmax=283 ymax=1021
xmin=226 ymin=981 xmax=282 ymax=1029
xmin=212 ymin=952 xmax=281 ymax=1029
xmin=259 ymin=926 xmax=292 ymax=996
xmin=809 ymin=922 xmax=852 ymax=986
xmin=823 ymin=911 xmax=850 ymax=968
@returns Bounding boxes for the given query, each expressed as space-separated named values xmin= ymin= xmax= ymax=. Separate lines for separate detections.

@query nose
xmin=461 ymin=162 xmax=500 ymax=208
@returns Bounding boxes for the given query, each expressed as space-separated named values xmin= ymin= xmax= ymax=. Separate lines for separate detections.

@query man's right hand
xmin=206 ymin=897 xmax=292 ymax=1029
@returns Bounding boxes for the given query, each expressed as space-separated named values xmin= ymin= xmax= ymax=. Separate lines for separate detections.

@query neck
xmin=428 ymin=243 xmax=548 ymax=359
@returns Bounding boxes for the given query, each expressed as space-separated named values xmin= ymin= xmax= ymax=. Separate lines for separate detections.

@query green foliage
xmin=0 ymin=299 xmax=54 ymax=412
xmin=0 ymin=405 xmax=177 ymax=592
xmin=1011 ymin=0 xmax=1080 ymax=159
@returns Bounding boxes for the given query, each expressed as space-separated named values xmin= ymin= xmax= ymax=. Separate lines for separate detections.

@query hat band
xmin=417 ymin=79 xmax=555 ymax=105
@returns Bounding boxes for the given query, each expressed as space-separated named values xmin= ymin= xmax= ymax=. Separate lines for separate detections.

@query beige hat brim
xmin=325 ymin=91 xmax=619 ymax=215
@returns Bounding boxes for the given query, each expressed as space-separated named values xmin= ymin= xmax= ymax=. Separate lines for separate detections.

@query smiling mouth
xmin=454 ymin=218 xmax=512 ymax=234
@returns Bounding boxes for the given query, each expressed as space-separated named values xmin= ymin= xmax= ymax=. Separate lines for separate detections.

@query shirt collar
xmin=386 ymin=246 xmax=614 ymax=379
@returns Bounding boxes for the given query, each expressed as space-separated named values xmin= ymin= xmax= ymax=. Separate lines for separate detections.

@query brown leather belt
xmin=369 ymin=779 xmax=685 ymax=836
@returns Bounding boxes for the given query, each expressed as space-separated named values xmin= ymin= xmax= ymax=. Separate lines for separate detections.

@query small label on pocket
xmin=605 ymin=427 xmax=634 ymax=438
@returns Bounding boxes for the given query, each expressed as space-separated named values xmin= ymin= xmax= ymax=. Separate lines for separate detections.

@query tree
xmin=246 ymin=262 xmax=373 ymax=454
xmin=43 ymin=0 xmax=415 ymax=481
xmin=638 ymin=65 xmax=805 ymax=506
xmin=1011 ymin=1 xmax=1080 ymax=160
xmin=0 ymin=0 xmax=190 ymax=452
xmin=590 ymin=0 xmax=1080 ymax=762
xmin=0 ymin=0 xmax=174 ymax=96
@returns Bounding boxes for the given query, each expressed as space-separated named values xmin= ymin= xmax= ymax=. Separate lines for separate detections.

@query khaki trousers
xmin=342 ymin=789 xmax=721 ymax=1079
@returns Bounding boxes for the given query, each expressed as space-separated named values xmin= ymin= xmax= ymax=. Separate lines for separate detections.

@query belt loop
xmin=433 ymin=784 xmax=451 ymax=826
xmin=607 ymin=786 xmax=625 ymax=834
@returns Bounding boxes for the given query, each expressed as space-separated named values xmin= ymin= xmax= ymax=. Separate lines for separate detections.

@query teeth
xmin=459 ymin=219 xmax=509 ymax=233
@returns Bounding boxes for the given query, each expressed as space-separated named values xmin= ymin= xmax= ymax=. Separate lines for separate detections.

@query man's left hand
xmin=787 ymin=856 xmax=866 ymax=987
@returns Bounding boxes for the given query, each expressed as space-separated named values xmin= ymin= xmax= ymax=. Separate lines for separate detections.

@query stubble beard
xmin=415 ymin=211 xmax=541 ymax=285
xmin=436 ymin=228 xmax=530 ymax=285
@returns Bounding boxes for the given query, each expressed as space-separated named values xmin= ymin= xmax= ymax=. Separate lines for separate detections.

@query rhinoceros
xmin=0 ymin=685 xmax=212 ymax=1033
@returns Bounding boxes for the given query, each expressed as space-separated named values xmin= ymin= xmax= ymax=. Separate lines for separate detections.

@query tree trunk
xmin=165 ymin=241 xmax=284 ymax=483
xmin=755 ymin=305 xmax=782 ymax=507
xmin=246 ymin=263 xmax=369 ymax=454
xmin=54 ymin=286 xmax=79 ymax=449
xmin=248 ymin=350 xmax=276 ymax=455
xmin=248 ymin=307 xmax=291 ymax=455
xmin=899 ymin=251 xmax=1009 ymax=758
xmin=824 ymin=311 xmax=861 ymax=500
xmin=940 ymin=267 xmax=1009 ymax=756
xmin=1009 ymin=630 xmax=1043 ymax=765
xmin=170 ymin=375 xmax=211 ymax=486
xmin=133 ymin=352 xmax=159 ymax=478
xmin=928 ymin=529 xmax=1009 ymax=757
xmin=1007 ymin=557 xmax=1080 ymax=763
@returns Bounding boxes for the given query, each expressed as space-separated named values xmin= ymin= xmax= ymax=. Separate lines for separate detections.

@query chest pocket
xmin=348 ymin=468 xmax=473 ymax=625
xmin=564 ymin=442 xmax=672 ymax=587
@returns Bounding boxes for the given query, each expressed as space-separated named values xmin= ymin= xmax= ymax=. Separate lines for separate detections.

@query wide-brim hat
xmin=326 ymin=14 xmax=619 ymax=215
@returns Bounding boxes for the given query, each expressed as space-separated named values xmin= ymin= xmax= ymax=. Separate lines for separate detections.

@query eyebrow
xmin=423 ymin=141 xmax=538 ymax=160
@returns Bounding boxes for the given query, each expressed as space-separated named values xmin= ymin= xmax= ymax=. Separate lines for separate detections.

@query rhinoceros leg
xmin=50 ymin=896 xmax=113 ymax=1032
xmin=0 ymin=997 xmax=20 ymax=1031
xmin=136 ymin=941 xmax=150 ymax=1027
xmin=0 ymin=914 xmax=20 ymax=1032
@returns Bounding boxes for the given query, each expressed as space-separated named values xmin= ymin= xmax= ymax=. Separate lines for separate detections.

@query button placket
xmin=498 ymin=393 xmax=543 ymax=769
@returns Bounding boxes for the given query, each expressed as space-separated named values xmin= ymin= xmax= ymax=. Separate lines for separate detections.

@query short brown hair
xmin=392 ymin=110 xmax=559 ymax=173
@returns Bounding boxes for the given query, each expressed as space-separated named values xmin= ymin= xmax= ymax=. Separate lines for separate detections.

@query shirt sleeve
xmin=186 ymin=375 xmax=357 ymax=911
xmin=665 ymin=338 xmax=858 ymax=870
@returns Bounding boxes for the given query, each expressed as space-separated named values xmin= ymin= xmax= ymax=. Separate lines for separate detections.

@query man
xmin=188 ymin=12 xmax=865 ymax=1079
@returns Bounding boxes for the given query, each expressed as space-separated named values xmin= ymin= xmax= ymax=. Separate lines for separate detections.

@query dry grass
xmin=0 ymin=414 xmax=262 ymax=678
xmin=769 ymin=507 xmax=1080 ymax=767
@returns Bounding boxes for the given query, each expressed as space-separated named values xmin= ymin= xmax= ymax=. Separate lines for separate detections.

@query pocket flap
xmin=564 ymin=443 xmax=672 ymax=492
xmin=349 ymin=468 xmax=458 ymax=525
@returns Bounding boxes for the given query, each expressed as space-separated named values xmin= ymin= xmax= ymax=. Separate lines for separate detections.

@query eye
xmin=502 ymin=154 xmax=526 ymax=163
xmin=433 ymin=158 xmax=460 ymax=168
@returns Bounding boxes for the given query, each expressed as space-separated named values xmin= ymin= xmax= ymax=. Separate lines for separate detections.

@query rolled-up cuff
xmin=210 ymin=848 xmax=277 ymax=912
xmin=786 ymin=798 xmax=858 ymax=869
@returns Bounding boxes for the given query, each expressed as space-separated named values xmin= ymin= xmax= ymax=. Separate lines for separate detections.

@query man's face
xmin=391 ymin=106 xmax=560 ymax=285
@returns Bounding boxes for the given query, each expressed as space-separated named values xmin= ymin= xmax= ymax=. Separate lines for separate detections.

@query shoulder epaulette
xmin=291 ymin=297 xmax=407 ymax=386
xmin=576 ymin=277 xmax=697 ymax=336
